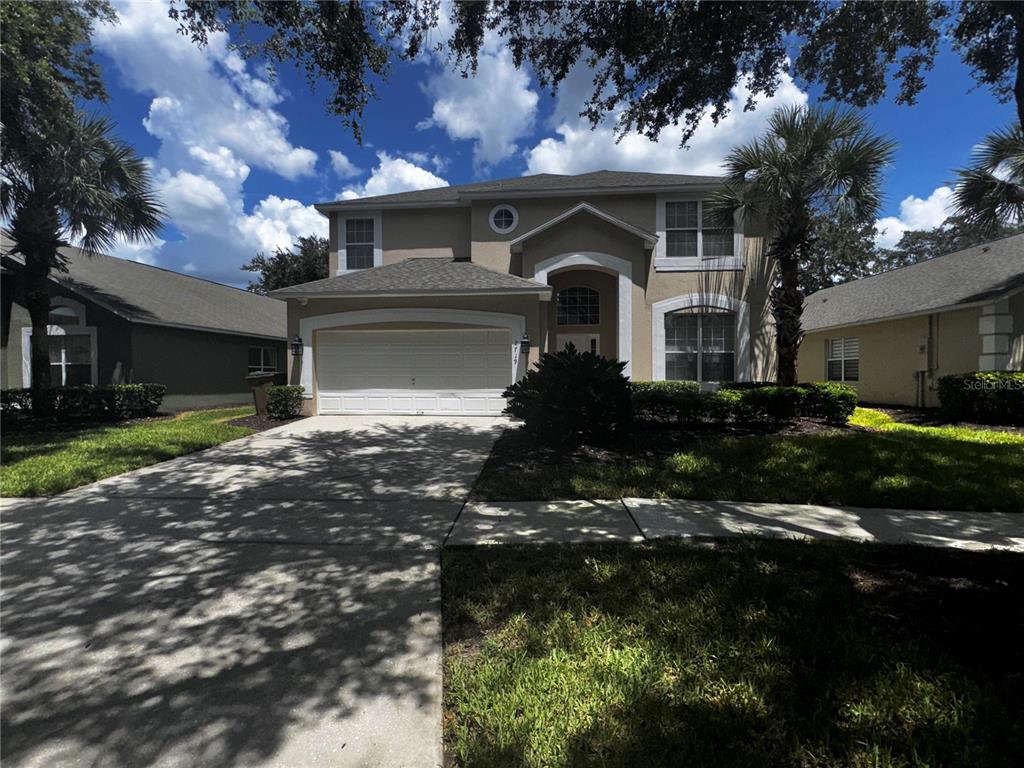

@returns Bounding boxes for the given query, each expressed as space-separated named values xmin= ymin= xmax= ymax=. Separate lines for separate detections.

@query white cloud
xmin=237 ymin=195 xmax=329 ymax=254
xmin=341 ymin=152 xmax=448 ymax=200
xmin=524 ymin=69 xmax=809 ymax=176
xmin=875 ymin=187 xmax=954 ymax=249
xmin=94 ymin=1 xmax=317 ymax=180
xmin=420 ymin=43 xmax=539 ymax=168
xmin=329 ymin=150 xmax=362 ymax=178
xmin=90 ymin=1 xmax=327 ymax=283
xmin=106 ymin=235 xmax=167 ymax=266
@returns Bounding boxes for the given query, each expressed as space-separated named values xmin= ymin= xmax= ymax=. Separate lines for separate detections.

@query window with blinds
xmin=826 ymin=337 xmax=859 ymax=382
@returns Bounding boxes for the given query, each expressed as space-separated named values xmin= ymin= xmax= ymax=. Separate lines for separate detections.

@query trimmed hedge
xmin=630 ymin=380 xmax=857 ymax=426
xmin=504 ymin=345 xmax=632 ymax=447
xmin=266 ymin=385 xmax=305 ymax=420
xmin=937 ymin=372 xmax=1024 ymax=425
xmin=0 ymin=383 xmax=166 ymax=422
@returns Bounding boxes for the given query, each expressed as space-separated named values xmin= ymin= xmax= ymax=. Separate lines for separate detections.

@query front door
xmin=557 ymin=333 xmax=600 ymax=356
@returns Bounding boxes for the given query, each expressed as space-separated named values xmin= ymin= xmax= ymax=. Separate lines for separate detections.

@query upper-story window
xmin=345 ymin=218 xmax=375 ymax=270
xmin=489 ymin=204 xmax=519 ymax=234
xmin=556 ymin=286 xmax=600 ymax=325
xmin=657 ymin=198 xmax=741 ymax=271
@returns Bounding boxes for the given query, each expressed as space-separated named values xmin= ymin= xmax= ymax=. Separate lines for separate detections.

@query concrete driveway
xmin=0 ymin=415 xmax=506 ymax=768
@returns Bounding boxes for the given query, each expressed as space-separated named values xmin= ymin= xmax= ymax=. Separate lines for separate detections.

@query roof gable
xmin=509 ymin=202 xmax=658 ymax=252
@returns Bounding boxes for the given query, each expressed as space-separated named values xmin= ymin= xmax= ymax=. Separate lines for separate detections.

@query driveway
xmin=0 ymin=415 xmax=506 ymax=768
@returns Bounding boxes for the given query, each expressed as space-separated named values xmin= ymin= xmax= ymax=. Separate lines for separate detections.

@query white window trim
xmin=533 ymin=251 xmax=633 ymax=378
xmin=336 ymin=210 xmax=382 ymax=274
xmin=21 ymin=324 xmax=99 ymax=387
xmin=826 ymin=337 xmax=860 ymax=382
xmin=299 ymin=308 xmax=527 ymax=399
xmin=654 ymin=195 xmax=744 ymax=272
xmin=651 ymin=293 xmax=751 ymax=381
xmin=488 ymin=204 xmax=519 ymax=235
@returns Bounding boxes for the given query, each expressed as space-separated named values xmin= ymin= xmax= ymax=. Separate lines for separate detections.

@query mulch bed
xmin=226 ymin=414 xmax=305 ymax=433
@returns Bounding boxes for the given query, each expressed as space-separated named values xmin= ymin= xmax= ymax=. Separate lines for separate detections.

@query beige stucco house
xmin=272 ymin=170 xmax=777 ymax=416
xmin=798 ymin=234 xmax=1024 ymax=407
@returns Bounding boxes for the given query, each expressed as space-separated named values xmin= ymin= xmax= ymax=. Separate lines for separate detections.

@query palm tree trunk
xmin=23 ymin=250 xmax=54 ymax=417
xmin=772 ymin=253 xmax=804 ymax=386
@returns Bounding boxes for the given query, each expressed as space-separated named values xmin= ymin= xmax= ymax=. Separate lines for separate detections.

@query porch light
xmin=519 ymin=333 xmax=531 ymax=353
xmin=290 ymin=335 xmax=304 ymax=356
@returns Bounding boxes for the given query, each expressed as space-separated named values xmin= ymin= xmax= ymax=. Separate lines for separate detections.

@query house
xmin=1 ymin=236 xmax=287 ymax=411
xmin=798 ymin=233 xmax=1024 ymax=407
xmin=271 ymin=170 xmax=776 ymax=416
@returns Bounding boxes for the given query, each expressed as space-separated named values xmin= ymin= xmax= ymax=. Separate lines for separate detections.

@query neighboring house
xmin=1 ymin=236 xmax=287 ymax=411
xmin=271 ymin=170 xmax=776 ymax=416
xmin=799 ymin=234 xmax=1024 ymax=407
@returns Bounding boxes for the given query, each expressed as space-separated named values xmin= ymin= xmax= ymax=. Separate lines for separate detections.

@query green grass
xmin=443 ymin=540 xmax=1024 ymax=767
xmin=472 ymin=408 xmax=1024 ymax=512
xmin=1 ymin=407 xmax=256 ymax=497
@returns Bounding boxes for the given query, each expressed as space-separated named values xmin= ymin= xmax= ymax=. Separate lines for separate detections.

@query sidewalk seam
xmin=620 ymin=497 xmax=647 ymax=540
xmin=442 ymin=498 xmax=471 ymax=548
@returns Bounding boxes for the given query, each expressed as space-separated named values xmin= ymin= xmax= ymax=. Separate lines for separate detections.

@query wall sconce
xmin=290 ymin=335 xmax=304 ymax=356
xmin=519 ymin=333 xmax=531 ymax=354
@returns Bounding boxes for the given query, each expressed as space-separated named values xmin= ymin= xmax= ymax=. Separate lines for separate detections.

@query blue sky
xmin=88 ymin=2 xmax=1017 ymax=286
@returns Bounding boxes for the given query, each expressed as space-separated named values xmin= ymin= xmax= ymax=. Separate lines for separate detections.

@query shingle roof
xmin=319 ymin=170 xmax=723 ymax=208
xmin=1 ymin=236 xmax=286 ymax=339
xmin=802 ymin=233 xmax=1024 ymax=331
xmin=269 ymin=257 xmax=551 ymax=298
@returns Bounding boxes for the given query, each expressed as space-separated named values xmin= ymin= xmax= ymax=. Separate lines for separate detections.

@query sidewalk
xmin=447 ymin=498 xmax=1024 ymax=552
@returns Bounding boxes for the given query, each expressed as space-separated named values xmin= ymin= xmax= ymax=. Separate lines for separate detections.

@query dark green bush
xmin=631 ymin=380 xmax=700 ymax=422
xmin=0 ymin=383 xmax=166 ymax=422
xmin=798 ymin=382 xmax=858 ymax=425
xmin=629 ymin=380 xmax=856 ymax=426
xmin=938 ymin=372 xmax=1024 ymax=425
xmin=504 ymin=344 xmax=632 ymax=447
xmin=266 ymin=385 xmax=305 ymax=420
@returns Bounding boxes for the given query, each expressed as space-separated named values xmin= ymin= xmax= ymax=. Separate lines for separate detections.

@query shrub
xmin=629 ymin=380 xmax=856 ymax=426
xmin=0 ymin=383 xmax=166 ymax=422
xmin=504 ymin=344 xmax=632 ymax=447
xmin=797 ymin=382 xmax=857 ymax=425
xmin=266 ymin=385 xmax=305 ymax=420
xmin=631 ymin=380 xmax=700 ymax=422
xmin=938 ymin=372 xmax=1024 ymax=425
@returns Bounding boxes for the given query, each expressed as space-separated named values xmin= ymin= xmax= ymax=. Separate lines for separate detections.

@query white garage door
xmin=315 ymin=328 xmax=512 ymax=415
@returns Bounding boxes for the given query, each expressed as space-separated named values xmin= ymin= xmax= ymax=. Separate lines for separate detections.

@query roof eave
xmin=270 ymin=287 xmax=552 ymax=301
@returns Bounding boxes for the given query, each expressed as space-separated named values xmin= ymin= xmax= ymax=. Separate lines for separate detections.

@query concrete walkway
xmin=1 ymin=415 xmax=506 ymax=768
xmin=450 ymin=498 xmax=1024 ymax=551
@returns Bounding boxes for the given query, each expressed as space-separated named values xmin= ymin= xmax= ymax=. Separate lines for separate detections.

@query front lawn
xmin=444 ymin=540 xmax=1024 ymax=767
xmin=471 ymin=408 xmax=1024 ymax=512
xmin=1 ymin=407 xmax=256 ymax=497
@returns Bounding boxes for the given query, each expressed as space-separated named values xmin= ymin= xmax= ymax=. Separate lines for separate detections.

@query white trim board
xmin=650 ymin=292 xmax=751 ymax=382
xmin=297 ymin=307 xmax=528 ymax=399
xmin=533 ymin=251 xmax=634 ymax=378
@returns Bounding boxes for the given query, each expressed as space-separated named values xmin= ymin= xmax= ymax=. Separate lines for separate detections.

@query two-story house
xmin=271 ymin=170 xmax=776 ymax=416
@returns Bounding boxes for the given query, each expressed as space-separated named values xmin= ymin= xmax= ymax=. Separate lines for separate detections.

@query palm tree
xmin=709 ymin=105 xmax=895 ymax=386
xmin=1 ymin=113 xmax=164 ymax=415
xmin=952 ymin=122 xmax=1024 ymax=233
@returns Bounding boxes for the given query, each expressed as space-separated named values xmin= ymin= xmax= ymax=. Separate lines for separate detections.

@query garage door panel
xmin=316 ymin=328 xmax=512 ymax=415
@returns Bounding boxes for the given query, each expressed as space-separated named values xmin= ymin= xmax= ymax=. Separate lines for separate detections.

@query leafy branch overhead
xmin=169 ymin=1 xmax=1022 ymax=144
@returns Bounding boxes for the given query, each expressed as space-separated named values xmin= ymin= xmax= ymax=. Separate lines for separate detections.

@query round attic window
xmin=489 ymin=204 xmax=518 ymax=234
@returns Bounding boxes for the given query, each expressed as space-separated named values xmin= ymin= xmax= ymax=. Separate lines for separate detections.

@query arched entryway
xmin=534 ymin=252 xmax=633 ymax=377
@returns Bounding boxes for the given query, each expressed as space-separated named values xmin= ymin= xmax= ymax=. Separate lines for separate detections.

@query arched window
xmin=664 ymin=308 xmax=735 ymax=382
xmin=556 ymin=286 xmax=600 ymax=326
xmin=48 ymin=303 xmax=83 ymax=327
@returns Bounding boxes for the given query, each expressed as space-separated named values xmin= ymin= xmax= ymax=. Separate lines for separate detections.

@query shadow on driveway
xmin=1 ymin=416 xmax=506 ymax=767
